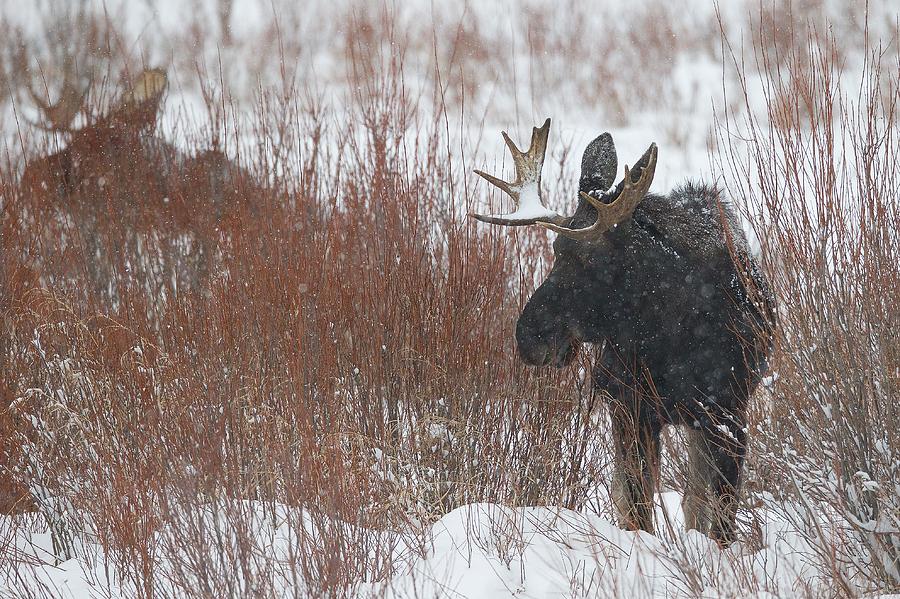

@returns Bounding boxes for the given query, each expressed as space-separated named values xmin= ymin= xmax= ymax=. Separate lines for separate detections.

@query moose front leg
xmin=686 ymin=419 xmax=746 ymax=546
xmin=706 ymin=422 xmax=746 ymax=545
xmin=683 ymin=427 xmax=713 ymax=534
xmin=609 ymin=404 xmax=660 ymax=535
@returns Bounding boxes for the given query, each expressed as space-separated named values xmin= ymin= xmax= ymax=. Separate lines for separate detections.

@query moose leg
xmin=188 ymin=235 xmax=210 ymax=293
xmin=704 ymin=422 xmax=746 ymax=546
xmin=82 ymin=215 xmax=112 ymax=303
xmin=683 ymin=427 xmax=713 ymax=533
xmin=610 ymin=405 xmax=660 ymax=535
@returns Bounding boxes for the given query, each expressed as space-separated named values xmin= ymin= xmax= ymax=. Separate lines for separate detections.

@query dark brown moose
xmin=472 ymin=119 xmax=771 ymax=545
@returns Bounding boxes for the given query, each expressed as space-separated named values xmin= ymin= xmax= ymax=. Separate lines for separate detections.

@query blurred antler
xmin=105 ymin=68 xmax=168 ymax=130
xmin=27 ymin=60 xmax=88 ymax=132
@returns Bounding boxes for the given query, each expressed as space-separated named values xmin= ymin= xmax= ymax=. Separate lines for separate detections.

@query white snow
xmin=485 ymin=182 xmax=560 ymax=222
xmin=0 ymin=494 xmax=847 ymax=598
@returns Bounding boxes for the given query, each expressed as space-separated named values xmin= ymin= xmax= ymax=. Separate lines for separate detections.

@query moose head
xmin=472 ymin=119 xmax=657 ymax=368
xmin=22 ymin=67 xmax=170 ymax=206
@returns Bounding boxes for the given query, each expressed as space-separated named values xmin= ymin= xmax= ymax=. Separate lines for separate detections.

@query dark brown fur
xmin=515 ymin=133 xmax=772 ymax=544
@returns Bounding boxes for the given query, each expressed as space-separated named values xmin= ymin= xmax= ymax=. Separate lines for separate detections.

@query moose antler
xmin=27 ymin=70 xmax=88 ymax=132
xmin=105 ymin=68 xmax=168 ymax=130
xmin=119 ymin=68 xmax=168 ymax=109
xmin=471 ymin=119 xmax=657 ymax=241
xmin=27 ymin=63 xmax=169 ymax=133
xmin=540 ymin=143 xmax=657 ymax=240
xmin=470 ymin=119 xmax=570 ymax=227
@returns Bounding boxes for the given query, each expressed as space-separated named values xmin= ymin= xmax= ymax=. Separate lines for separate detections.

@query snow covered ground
xmin=1 ymin=493 xmax=859 ymax=598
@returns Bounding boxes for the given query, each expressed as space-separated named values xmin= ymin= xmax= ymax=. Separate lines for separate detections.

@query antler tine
xmin=26 ymin=67 xmax=88 ymax=132
xmin=118 ymin=68 xmax=168 ymax=111
xmin=501 ymin=119 xmax=549 ymax=186
xmin=540 ymin=143 xmax=658 ymax=240
xmin=470 ymin=118 xmax=570 ymax=227
xmin=473 ymin=168 xmax=514 ymax=198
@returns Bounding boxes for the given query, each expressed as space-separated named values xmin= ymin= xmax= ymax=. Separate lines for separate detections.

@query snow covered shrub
xmin=0 ymin=34 xmax=612 ymax=592
xmin=718 ymin=18 xmax=900 ymax=593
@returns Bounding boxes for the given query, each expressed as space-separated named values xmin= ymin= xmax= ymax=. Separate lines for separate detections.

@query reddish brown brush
xmin=716 ymin=13 xmax=900 ymax=591
xmin=18 ymin=67 xmax=263 ymax=305
xmin=0 ymin=41 xmax=603 ymax=592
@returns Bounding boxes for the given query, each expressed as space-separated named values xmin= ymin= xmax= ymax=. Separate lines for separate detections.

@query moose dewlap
xmin=471 ymin=119 xmax=772 ymax=545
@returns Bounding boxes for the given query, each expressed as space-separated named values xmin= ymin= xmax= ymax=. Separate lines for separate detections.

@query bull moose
xmin=471 ymin=119 xmax=771 ymax=545
xmin=21 ymin=67 xmax=255 ymax=296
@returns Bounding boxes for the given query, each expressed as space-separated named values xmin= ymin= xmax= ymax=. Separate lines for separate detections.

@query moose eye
xmin=552 ymin=235 xmax=595 ymax=269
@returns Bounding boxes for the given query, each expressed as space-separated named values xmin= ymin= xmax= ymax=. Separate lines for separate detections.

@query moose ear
xmin=579 ymin=132 xmax=617 ymax=193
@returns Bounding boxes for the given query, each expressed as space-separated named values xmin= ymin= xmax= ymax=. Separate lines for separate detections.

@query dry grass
xmin=717 ymin=9 xmax=900 ymax=593
xmin=0 ymin=24 xmax=606 ymax=595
